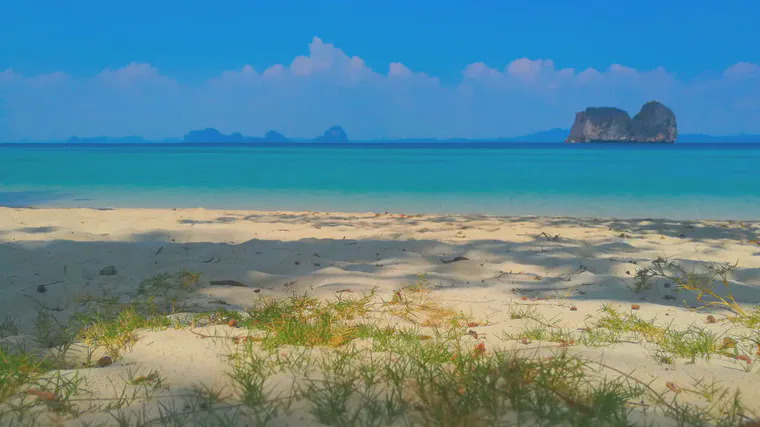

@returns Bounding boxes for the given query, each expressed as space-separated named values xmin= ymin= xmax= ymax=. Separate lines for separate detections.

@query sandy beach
xmin=2 ymin=207 xmax=760 ymax=426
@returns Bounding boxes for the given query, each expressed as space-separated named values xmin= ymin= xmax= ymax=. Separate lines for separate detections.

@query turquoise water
xmin=1 ymin=143 xmax=759 ymax=219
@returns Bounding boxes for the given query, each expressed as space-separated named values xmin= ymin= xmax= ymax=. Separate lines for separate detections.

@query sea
xmin=1 ymin=143 xmax=759 ymax=220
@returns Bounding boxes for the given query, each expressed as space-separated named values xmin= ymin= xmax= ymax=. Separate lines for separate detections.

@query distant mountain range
xmin=6 ymin=127 xmax=760 ymax=144
xmin=60 ymin=126 xmax=351 ymax=144
xmin=182 ymin=128 xmax=291 ymax=143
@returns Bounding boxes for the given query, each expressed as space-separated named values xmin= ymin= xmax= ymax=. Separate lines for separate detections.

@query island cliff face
xmin=313 ymin=126 xmax=348 ymax=143
xmin=565 ymin=101 xmax=677 ymax=143
xmin=629 ymin=101 xmax=678 ymax=142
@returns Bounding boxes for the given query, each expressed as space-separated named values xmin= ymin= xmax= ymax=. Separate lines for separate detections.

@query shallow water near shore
xmin=2 ymin=142 xmax=760 ymax=219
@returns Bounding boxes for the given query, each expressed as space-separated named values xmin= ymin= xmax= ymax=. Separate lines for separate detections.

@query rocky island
xmin=565 ymin=101 xmax=677 ymax=143
xmin=313 ymin=125 xmax=348 ymax=143
xmin=178 ymin=126 xmax=347 ymax=143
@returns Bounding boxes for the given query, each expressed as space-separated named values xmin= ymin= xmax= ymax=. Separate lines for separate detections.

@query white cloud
xmin=208 ymin=65 xmax=260 ymax=88
xmin=0 ymin=69 xmax=71 ymax=87
xmin=388 ymin=62 xmax=412 ymax=78
xmin=98 ymin=63 xmax=157 ymax=82
xmin=1 ymin=37 xmax=759 ymax=141
xmin=278 ymin=37 xmax=378 ymax=86
xmin=506 ymin=58 xmax=568 ymax=83
xmin=462 ymin=62 xmax=499 ymax=80
xmin=723 ymin=62 xmax=760 ymax=79
xmin=0 ymin=68 xmax=19 ymax=82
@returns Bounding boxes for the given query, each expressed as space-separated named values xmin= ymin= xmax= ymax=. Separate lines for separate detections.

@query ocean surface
xmin=2 ymin=143 xmax=760 ymax=220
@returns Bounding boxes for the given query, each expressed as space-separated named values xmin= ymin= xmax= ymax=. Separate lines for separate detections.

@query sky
xmin=1 ymin=0 xmax=759 ymax=141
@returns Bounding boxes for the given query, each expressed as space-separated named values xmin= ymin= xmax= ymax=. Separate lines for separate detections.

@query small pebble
xmin=36 ymin=285 xmax=46 ymax=293
xmin=99 ymin=266 xmax=117 ymax=276
xmin=97 ymin=356 xmax=113 ymax=367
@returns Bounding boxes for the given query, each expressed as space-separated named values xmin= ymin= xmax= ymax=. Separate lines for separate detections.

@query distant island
xmin=565 ymin=101 xmax=677 ymax=143
xmin=11 ymin=121 xmax=759 ymax=145
xmin=313 ymin=126 xmax=349 ymax=143
xmin=62 ymin=126 xmax=349 ymax=145
xmin=182 ymin=128 xmax=290 ymax=143
xmin=67 ymin=136 xmax=159 ymax=144
xmin=182 ymin=126 xmax=348 ymax=143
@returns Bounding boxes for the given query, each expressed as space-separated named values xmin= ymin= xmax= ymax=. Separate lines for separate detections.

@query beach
xmin=4 ymin=3 xmax=760 ymax=424
xmin=2 ymin=207 xmax=760 ymax=426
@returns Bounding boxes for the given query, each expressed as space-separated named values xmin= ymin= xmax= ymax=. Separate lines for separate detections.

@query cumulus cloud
xmin=98 ymin=63 xmax=158 ymax=82
xmin=723 ymin=62 xmax=760 ymax=79
xmin=0 ymin=69 xmax=19 ymax=82
xmin=1 ymin=36 xmax=758 ymax=141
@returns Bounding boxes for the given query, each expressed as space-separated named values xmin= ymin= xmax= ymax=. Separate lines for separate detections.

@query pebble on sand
xmin=99 ymin=266 xmax=117 ymax=276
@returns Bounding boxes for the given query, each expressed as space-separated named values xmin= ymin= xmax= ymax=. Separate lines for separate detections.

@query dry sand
xmin=2 ymin=207 xmax=760 ymax=426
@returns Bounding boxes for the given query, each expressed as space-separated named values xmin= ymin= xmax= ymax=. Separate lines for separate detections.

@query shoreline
xmin=1 ymin=204 xmax=743 ymax=221
xmin=0 ymin=197 xmax=760 ymax=223
xmin=2 ymin=207 xmax=760 ymax=425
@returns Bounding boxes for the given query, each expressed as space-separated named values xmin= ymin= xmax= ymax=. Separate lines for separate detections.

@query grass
xmin=191 ymin=284 xmax=478 ymax=351
xmin=0 ymin=271 xmax=202 ymax=425
xmin=136 ymin=269 xmax=203 ymax=311
xmin=74 ymin=304 xmax=171 ymax=359
xmin=199 ymin=286 xmax=758 ymax=425
xmin=502 ymin=304 xmax=759 ymax=368
xmin=729 ymin=305 xmax=760 ymax=329
xmin=0 ymin=347 xmax=50 ymax=403
xmin=506 ymin=303 xmax=559 ymax=327
xmin=634 ymin=258 xmax=757 ymax=320
xmin=1 ymin=315 xmax=20 ymax=339
xmin=2 ymin=271 xmax=759 ymax=426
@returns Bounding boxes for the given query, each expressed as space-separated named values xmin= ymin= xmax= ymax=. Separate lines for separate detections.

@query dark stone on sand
xmin=210 ymin=280 xmax=248 ymax=287
xmin=36 ymin=285 xmax=46 ymax=293
xmin=97 ymin=355 xmax=113 ymax=367
xmin=99 ymin=266 xmax=117 ymax=276
xmin=441 ymin=256 xmax=470 ymax=264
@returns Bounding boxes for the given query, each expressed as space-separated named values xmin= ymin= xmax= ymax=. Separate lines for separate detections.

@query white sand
xmin=2 ymin=207 xmax=760 ymax=425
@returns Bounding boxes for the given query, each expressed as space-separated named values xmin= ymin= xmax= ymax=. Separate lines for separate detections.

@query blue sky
xmin=1 ymin=0 xmax=759 ymax=140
